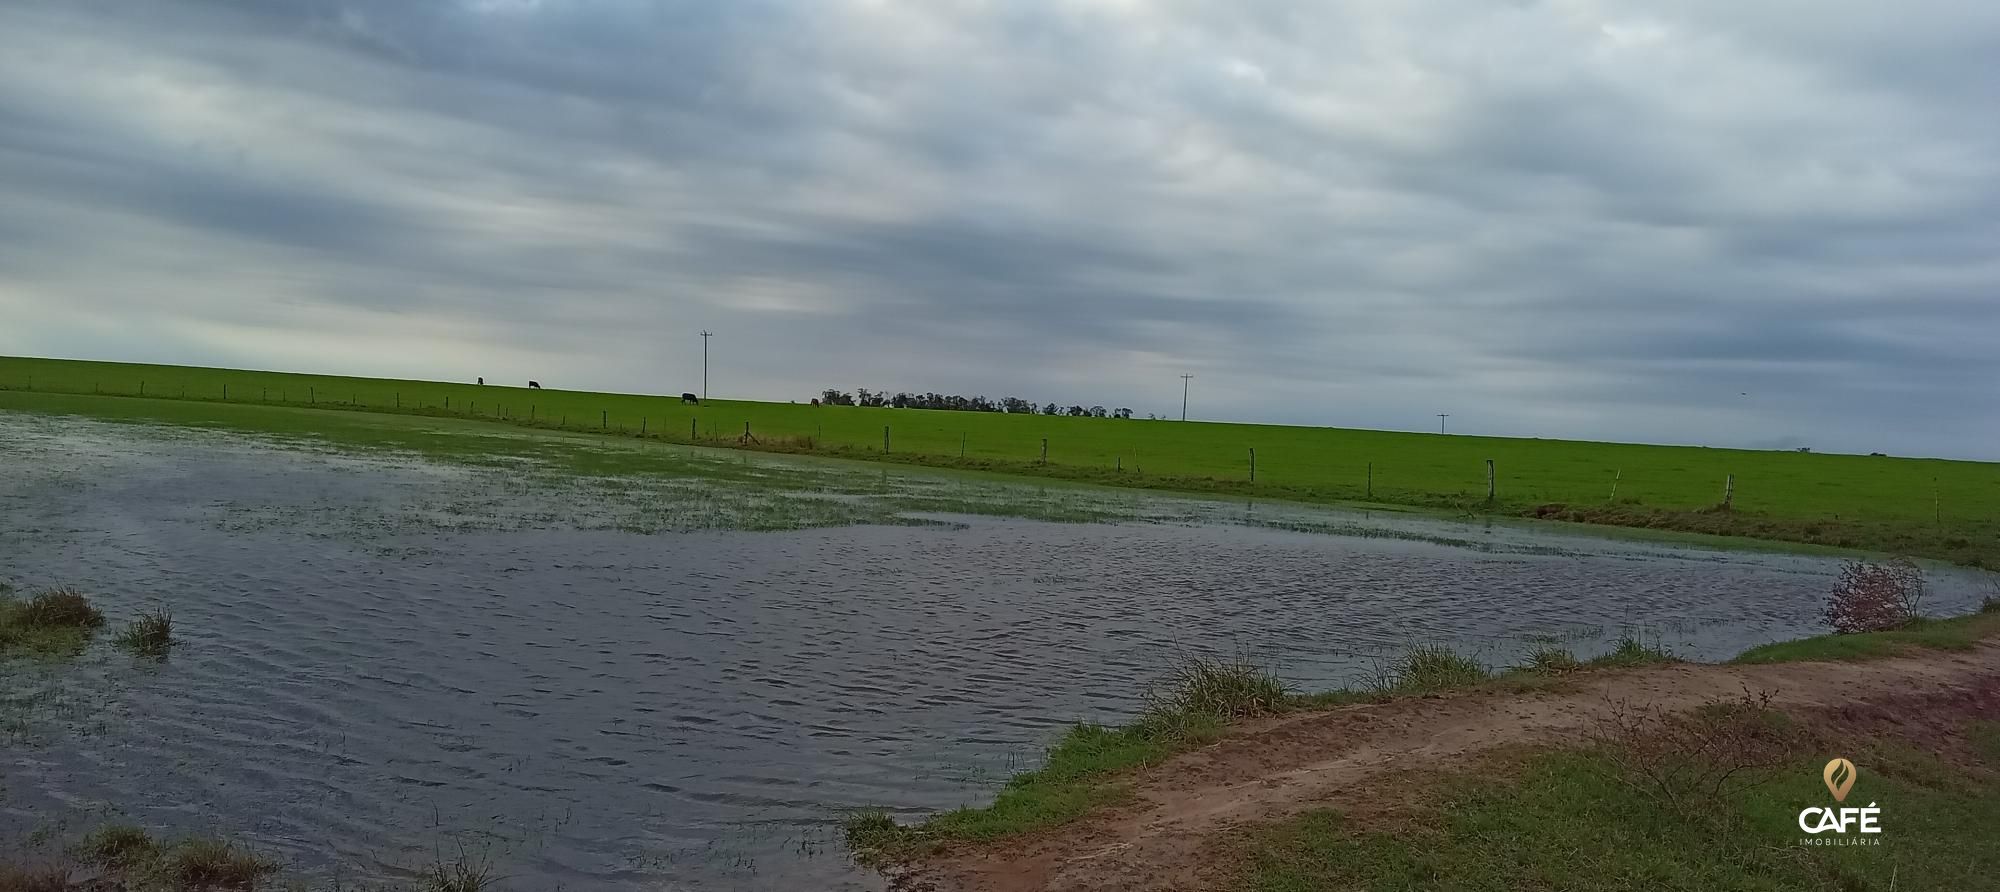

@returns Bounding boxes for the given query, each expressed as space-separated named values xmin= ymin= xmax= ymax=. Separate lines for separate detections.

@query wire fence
xmin=0 ymin=374 xmax=1969 ymax=523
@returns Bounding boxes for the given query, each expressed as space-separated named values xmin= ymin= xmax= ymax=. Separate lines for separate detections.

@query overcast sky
xmin=2 ymin=1 xmax=1996 ymax=458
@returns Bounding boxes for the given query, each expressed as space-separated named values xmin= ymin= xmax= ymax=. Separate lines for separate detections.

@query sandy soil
xmin=886 ymin=642 xmax=2000 ymax=892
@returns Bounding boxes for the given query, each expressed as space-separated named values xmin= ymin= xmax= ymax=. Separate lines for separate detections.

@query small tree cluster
xmin=1825 ymin=557 xmax=1927 ymax=634
xmin=819 ymin=388 xmax=1132 ymax=418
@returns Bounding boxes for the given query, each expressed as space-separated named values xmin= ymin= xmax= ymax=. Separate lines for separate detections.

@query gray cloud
xmin=2 ymin=0 xmax=1998 ymax=457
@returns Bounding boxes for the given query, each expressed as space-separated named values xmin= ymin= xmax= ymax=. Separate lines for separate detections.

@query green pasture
xmin=4 ymin=356 xmax=1997 ymax=563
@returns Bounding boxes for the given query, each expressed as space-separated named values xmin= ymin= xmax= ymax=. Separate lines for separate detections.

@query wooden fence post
xmin=1609 ymin=469 xmax=1621 ymax=503
xmin=641 ymin=418 xmax=647 ymax=435
xmin=883 ymin=425 xmax=890 ymax=453
xmin=1486 ymin=459 xmax=1496 ymax=502
xmin=691 ymin=418 xmax=697 ymax=441
xmin=1040 ymin=438 xmax=1048 ymax=464
xmin=1250 ymin=448 xmax=1257 ymax=482
xmin=601 ymin=410 xmax=607 ymax=428
xmin=1367 ymin=462 xmax=1373 ymax=498
xmin=1723 ymin=474 xmax=1735 ymax=508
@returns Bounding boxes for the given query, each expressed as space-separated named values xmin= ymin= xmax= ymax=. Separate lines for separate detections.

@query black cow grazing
xmin=681 ymin=392 xmax=700 ymax=405
xmin=528 ymin=381 xmax=542 ymax=389
xmin=477 ymin=376 xmax=485 ymax=385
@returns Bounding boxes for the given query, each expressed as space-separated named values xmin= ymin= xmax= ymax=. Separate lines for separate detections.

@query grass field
xmin=5 ymin=355 xmax=1998 ymax=565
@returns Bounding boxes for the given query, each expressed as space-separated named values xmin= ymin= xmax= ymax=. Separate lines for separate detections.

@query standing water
xmin=0 ymin=412 xmax=1988 ymax=889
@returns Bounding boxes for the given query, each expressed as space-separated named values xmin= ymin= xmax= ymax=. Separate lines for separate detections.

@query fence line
xmin=6 ymin=376 xmax=1851 ymax=520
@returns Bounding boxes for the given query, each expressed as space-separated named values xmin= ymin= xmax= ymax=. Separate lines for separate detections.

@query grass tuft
xmin=1143 ymin=656 xmax=1289 ymax=723
xmin=1585 ymin=632 xmax=1676 ymax=668
xmin=1373 ymin=644 xmax=1487 ymax=694
xmin=419 ymin=851 xmax=497 ymax=892
xmin=114 ymin=607 xmax=174 ymax=655
xmin=159 ymin=837 xmax=279 ymax=890
xmin=1518 ymin=645 xmax=1582 ymax=676
xmin=13 ymin=588 xmax=103 ymax=629
xmin=72 ymin=824 xmax=157 ymax=871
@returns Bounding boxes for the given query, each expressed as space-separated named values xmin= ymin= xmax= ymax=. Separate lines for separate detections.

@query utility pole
xmin=1180 ymin=374 xmax=1194 ymax=421
xmin=1437 ymin=413 xmax=1450 ymax=434
xmin=700 ymin=330 xmax=713 ymax=401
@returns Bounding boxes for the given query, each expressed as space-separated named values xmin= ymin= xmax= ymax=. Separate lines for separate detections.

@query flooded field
xmin=2 ymin=411 xmax=1991 ymax=890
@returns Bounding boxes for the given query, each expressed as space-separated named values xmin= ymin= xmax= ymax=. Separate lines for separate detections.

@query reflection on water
xmin=0 ymin=413 xmax=1989 ymax=889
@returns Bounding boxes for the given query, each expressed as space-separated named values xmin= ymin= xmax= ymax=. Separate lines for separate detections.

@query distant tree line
xmin=820 ymin=389 xmax=1135 ymax=419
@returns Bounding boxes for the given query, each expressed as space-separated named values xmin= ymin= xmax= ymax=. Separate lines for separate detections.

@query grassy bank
xmin=847 ymin=609 xmax=1993 ymax=869
xmin=1243 ymin=690 xmax=2000 ymax=892
xmin=6 ymin=356 xmax=1999 ymax=567
xmin=847 ymin=639 xmax=1677 ymax=864
xmin=1732 ymin=598 xmax=2000 ymax=664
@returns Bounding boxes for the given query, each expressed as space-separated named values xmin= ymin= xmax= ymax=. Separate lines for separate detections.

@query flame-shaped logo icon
xmin=1823 ymin=758 xmax=1857 ymax=802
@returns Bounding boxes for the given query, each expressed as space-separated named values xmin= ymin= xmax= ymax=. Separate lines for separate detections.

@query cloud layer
xmin=3 ymin=0 xmax=1997 ymax=457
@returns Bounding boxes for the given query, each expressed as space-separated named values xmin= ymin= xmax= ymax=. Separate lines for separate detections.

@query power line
xmin=1180 ymin=374 xmax=1194 ymax=422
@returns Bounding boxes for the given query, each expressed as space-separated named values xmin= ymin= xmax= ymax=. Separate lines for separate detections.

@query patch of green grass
xmin=1732 ymin=610 xmax=2000 ymax=664
xmin=1282 ymin=688 xmax=1386 ymax=710
xmin=113 ymin=608 xmax=174 ymax=656
xmin=1372 ymin=644 xmax=1488 ymax=694
xmin=1242 ymin=729 xmax=2000 ymax=892
xmin=0 ymin=588 xmax=104 ymax=659
xmin=847 ymin=720 xmax=1189 ymax=863
xmin=1971 ymin=722 xmax=2000 ymax=765
xmin=8 ymin=355 xmax=2000 ymax=566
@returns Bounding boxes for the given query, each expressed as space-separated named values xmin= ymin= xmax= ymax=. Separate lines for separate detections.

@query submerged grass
xmin=15 ymin=824 xmax=506 ymax=891
xmin=113 ymin=608 xmax=174 ymax=656
xmin=0 ymin=588 xmax=104 ymax=659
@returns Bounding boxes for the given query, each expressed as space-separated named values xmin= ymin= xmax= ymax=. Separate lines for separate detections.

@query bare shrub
xmin=1825 ymin=557 xmax=1926 ymax=633
xmin=1592 ymin=689 xmax=1804 ymax=815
